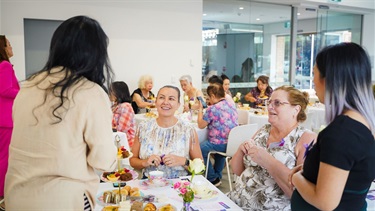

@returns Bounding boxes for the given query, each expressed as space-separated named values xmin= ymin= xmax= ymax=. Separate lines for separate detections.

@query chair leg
xmin=226 ymin=157 xmax=232 ymax=191
xmin=205 ymin=152 xmax=211 ymax=178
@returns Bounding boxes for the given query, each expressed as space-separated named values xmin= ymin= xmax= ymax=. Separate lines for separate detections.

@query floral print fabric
xmin=228 ymin=124 xmax=307 ymax=210
xmin=136 ymin=118 xmax=195 ymax=179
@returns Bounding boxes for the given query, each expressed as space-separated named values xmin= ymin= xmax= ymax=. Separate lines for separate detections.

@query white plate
xmin=194 ymin=189 xmax=219 ymax=200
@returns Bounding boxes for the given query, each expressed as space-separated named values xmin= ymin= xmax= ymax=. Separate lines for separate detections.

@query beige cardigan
xmin=5 ymin=69 xmax=117 ymax=210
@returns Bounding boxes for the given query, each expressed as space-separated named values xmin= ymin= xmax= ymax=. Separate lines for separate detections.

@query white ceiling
xmin=203 ymin=0 xmax=374 ymax=25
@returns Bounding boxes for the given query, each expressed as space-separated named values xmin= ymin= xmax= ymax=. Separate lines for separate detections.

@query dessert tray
xmin=101 ymin=169 xmax=139 ymax=183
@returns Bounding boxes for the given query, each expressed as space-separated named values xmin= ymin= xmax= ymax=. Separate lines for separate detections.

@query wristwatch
xmin=184 ymin=158 xmax=190 ymax=166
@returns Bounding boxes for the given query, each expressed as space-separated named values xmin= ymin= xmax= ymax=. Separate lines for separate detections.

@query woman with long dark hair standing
xmin=5 ymin=16 xmax=117 ymax=210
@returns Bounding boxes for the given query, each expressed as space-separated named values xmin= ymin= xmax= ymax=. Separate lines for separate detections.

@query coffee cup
xmin=148 ymin=170 xmax=164 ymax=185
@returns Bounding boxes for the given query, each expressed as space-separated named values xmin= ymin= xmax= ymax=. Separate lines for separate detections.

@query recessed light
xmin=297 ymin=13 xmax=301 ymax=15
xmin=239 ymin=7 xmax=244 ymax=10
xmin=256 ymin=18 xmax=260 ymax=21
xmin=203 ymin=13 xmax=207 ymax=16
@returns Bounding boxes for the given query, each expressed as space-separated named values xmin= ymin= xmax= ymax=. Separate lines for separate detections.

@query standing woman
xmin=110 ymin=81 xmax=136 ymax=148
xmin=5 ymin=16 xmax=117 ymax=210
xmin=131 ymin=75 xmax=155 ymax=114
xmin=291 ymin=43 xmax=375 ymax=210
xmin=0 ymin=35 xmax=20 ymax=210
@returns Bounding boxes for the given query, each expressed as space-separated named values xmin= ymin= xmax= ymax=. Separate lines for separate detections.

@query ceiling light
xmin=297 ymin=13 xmax=301 ymax=15
xmin=203 ymin=13 xmax=207 ymax=16
xmin=239 ymin=7 xmax=244 ymax=10
xmin=256 ymin=18 xmax=260 ymax=21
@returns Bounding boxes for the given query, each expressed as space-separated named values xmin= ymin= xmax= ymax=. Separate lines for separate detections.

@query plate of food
xmin=193 ymin=187 xmax=219 ymax=200
xmin=101 ymin=168 xmax=139 ymax=183
xmin=157 ymin=203 xmax=177 ymax=211
xmin=117 ymin=146 xmax=133 ymax=159
xmin=97 ymin=186 xmax=142 ymax=206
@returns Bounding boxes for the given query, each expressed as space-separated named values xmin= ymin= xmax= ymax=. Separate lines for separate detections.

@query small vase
xmin=181 ymin=200 xmax=191 ymax=211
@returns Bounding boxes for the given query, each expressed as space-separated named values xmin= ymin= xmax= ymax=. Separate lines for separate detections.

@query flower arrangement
xmin=172 ymin=158 xmax=205 ymax=210
xmin=233 ymin=92 xmax=241 ymax=103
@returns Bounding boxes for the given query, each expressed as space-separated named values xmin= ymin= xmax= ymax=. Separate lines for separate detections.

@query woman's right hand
xmin=240 ymin=139 xmax=255 ymax=154
xmin=145 ymin=154 xmax=162 ymax=167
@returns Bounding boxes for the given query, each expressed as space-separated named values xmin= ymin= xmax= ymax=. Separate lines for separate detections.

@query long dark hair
xmin=316 ymin=42 xmax=375 ymax=133
xmin=0 ymin=35 xmax=10 ymax=62
xmin=29 ymin=15 xmax=114 ymax=123
xmin=110 ymin=81 xmax=132 ymax=104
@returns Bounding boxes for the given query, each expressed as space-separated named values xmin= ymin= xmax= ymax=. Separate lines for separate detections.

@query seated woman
xmin=179 ymin=75 xmax=205 ymax=112
xmin=244 ymin=75 xmax=273 ymax=108
xmin=109 ymin=81 xmax=136 ymax=148
xmin=208 ymin=75 xmax=234 ymax=105
xmin=197 ymin=83 xmax=238 ymax=186
xmin=130 ymin=85 xmax=203 ymax=179
xmin=228 ymin=85 xmax=317 ymax=210
xmin=131 ymin=74 xmax=155 ymax=114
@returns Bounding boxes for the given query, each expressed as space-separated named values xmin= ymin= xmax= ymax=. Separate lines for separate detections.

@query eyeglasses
xmin=266 ymin=99 xmax=290 ymax=107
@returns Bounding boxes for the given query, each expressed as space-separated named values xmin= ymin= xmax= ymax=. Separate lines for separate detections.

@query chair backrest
xmin=226 ymin=123 xmax=258 ymax=157
xmin=237 ymin=109 xmax=249 ymax=125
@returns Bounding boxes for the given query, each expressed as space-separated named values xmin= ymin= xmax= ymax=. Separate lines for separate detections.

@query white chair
xmin=237 ymin=109 xmax=249 ymax=125
xmin=205 ymin=123 xmax=258 ymax=191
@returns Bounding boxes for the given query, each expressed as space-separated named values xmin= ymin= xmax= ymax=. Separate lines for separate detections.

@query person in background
xmin=131 ymin=74 xmax=155 ymax=114
xmin=179 ymin=75 xmax=205 ymax=112
xmin=0 ymin=35 xmax=20 ymax=211
xmin=4 ymin=16 xmax=117 ymax=211
xmin=208 ymin=75 xmax=234 ymax=105
xmin=197 ymin=83 xmax=238 ymax=186
xmin=221 ymin=74 xmax=232 ymax=97
xmin=229 ymin=85 xmax=316 ymax=210
xmin=244 ymin=75 xmax=273 ymax=108
xmin=291 ymin=43 xmax=375 ymax=210
xmin=109 ymin=81 xmax=136 ymax=148
xmin=130 ymin=85 xmax=203 ymax=179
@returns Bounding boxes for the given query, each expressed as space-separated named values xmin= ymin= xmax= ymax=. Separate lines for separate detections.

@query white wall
xmin=0 ymin=0 xmax=203 ymax=95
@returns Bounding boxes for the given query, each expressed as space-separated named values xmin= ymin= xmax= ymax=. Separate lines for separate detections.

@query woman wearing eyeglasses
xmin=228 ymin=85 xmax=316 ymax=210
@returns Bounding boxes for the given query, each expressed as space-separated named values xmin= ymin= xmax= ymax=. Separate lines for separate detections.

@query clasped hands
xmin=240 ymin=139 xmax=269 ymax=168
xmin=146 ymin=154 xmax=183 ymax=167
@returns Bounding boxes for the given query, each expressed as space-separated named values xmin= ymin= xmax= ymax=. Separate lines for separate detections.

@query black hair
xmin=208 ymin=75 xmax=223 ymax=85
xmin=110 ymin=81 xmax=132 ymax=103
xmin=28 ymin=15 xmax=114 ymax=123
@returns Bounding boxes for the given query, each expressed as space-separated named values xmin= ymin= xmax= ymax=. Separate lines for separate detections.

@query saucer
xmin=194 ymin=189 xmax=219 ymax=200
xmin=140 ymin=178 xmax=170 ymax=188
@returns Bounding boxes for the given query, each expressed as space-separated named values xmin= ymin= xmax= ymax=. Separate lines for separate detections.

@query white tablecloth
xmin=134 ymin=114 xmax=208 ymax=143
xmin=94 ymin=175 xmax=242 ymax=211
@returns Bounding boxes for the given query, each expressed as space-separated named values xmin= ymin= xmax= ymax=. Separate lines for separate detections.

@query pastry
xmin=158 ymin=204 xmax=175 ymax=211
xmin=130 ymin=201 xmax=143 ymax=211
xmin=143 ymin=202 xmax=156 ymax=211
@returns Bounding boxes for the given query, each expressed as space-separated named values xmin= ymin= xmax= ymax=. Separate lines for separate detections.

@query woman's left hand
xmin=247 ymin=145 xmax=270 ymax=168
xmin=162 ymin=154 xmax=184 ymax=167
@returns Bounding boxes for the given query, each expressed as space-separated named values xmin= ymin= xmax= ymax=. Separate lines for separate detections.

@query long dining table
xmin=94 ymin=175 xmax=242 ymax=210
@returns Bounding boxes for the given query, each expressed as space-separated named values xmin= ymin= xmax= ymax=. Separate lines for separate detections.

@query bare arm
xmin=244 ymin=92 xmax=256 ymax=102
xmin=230 ymin=144 xmax=246 ymax=176
xmin=292 ymin=163 xmax=349 ymax=211
xmin=132 ymin=93 xmax=153 ymax=109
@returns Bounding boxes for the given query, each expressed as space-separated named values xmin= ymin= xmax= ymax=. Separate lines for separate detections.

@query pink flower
xmin=173 ymin=182 xmax=181 ymax=189
xmin=180 ymin=188 xmax=187 ymax=195
xmin=183 ymin=181 xmax=190 ymax=186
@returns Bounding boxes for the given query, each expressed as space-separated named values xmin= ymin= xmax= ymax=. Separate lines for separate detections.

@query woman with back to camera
xmin=179 ymin=75 xmax=205 ymax=112
xmin=0 ymin=35 xmax=20 ymax=210
xmin=228 ymin=86 xmax=316 ymax=210
xmin=131 ymin=74 xmax=155 ymax=114
xmin=244 ymin=75 xmax=273 ymax=108
xmin=291 ymin=43 xmax=375 ymax=210
xmin=130 ymin=85 xmax=203 ymax=179
xmin=4 ymin=16 xmax=117 ymax=210
xmin=110 ymin=81 xmax=136 ymax=148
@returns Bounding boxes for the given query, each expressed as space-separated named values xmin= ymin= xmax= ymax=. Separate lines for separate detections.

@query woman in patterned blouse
xmin=228 ymin=86 xmax=316 ymax=210
xmin=244 ymin=75 xmax=273 ymax=108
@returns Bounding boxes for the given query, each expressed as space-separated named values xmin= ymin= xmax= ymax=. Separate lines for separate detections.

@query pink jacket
xmin=0 ymin=61 xmax=20 ymax=128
